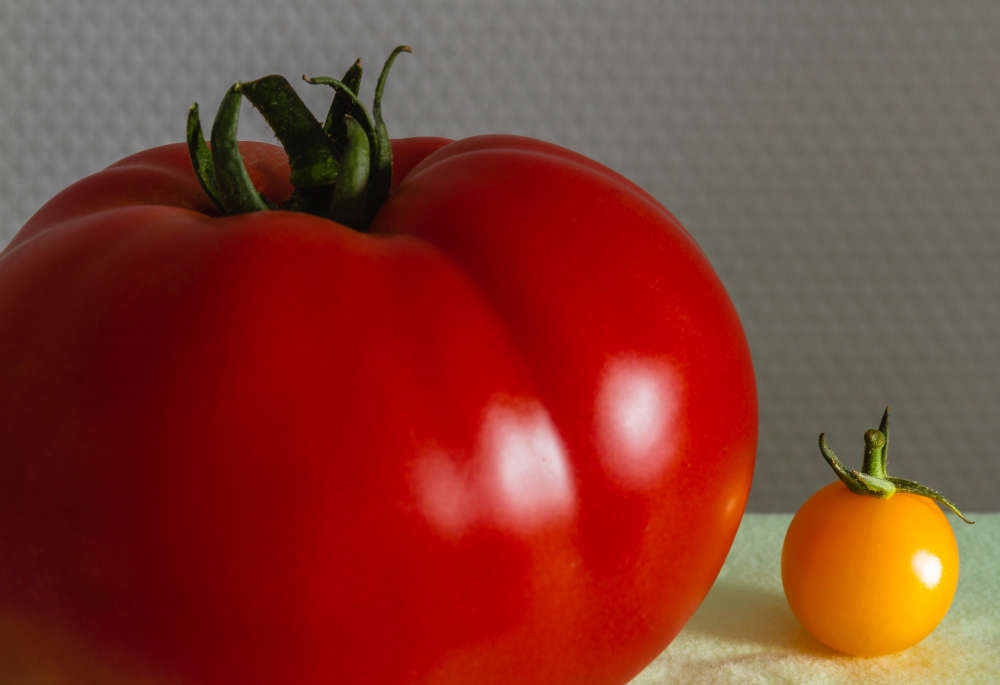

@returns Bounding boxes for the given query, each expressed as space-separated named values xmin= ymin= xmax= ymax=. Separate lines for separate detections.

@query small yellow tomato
xmin=782 ymin=481 xmax=959 ymax=656
xmin=781 ymin=408 xmax=972 ymax=656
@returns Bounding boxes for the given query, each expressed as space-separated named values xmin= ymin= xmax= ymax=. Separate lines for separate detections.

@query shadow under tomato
xmin=684 ymin=581 xmax=834 ymax=656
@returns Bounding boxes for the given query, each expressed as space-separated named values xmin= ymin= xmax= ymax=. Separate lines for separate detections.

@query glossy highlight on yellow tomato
xmin=782 ymin=481 xmax=959 ymax=656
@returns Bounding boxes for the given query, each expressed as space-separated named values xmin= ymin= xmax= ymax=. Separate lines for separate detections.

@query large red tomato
xmin=0 ymin=54 xmax=755 ymax=684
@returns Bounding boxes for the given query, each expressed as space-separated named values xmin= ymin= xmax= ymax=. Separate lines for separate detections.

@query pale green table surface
xmin=630 ymin=513 xmax=999 ymax=685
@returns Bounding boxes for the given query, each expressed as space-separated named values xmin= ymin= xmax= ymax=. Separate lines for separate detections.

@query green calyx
xmin=818 ymin=407 xmax=974 ymax=523
xmin=186 ymin=46 xmax=411 ymax=231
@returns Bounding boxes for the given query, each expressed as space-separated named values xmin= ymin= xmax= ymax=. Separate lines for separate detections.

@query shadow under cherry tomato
xmin=684 ymin=581 xmax=835 ymax=656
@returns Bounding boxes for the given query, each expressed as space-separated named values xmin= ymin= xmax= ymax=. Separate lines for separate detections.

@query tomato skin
xmin=0 ymin=136 xmax=756 ymax=683
xmin=781 ymin=481 xmax=959 ymax=656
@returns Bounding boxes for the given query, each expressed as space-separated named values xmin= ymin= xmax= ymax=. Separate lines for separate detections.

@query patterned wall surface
xmin=2 ymin=0 xmax=997 ymax=511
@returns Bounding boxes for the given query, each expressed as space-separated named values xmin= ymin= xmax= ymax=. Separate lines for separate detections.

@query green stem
xmin=185 ymin=47 xmax=412 ymax=230
xmin=819 ymin=433 xmax=895 ymax=498
xmin=816 ymin=407 xmax=974 ymax=523
xmin=861 ymin=429 xmax=887 ymax=479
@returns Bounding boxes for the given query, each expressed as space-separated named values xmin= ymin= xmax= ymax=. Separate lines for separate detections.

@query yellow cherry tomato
xmin=782 ymin=481 xmax=959 ymax=656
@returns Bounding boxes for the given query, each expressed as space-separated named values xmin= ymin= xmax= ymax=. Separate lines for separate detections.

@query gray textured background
xmin=2 ymin=1 xmax=997 ymax=512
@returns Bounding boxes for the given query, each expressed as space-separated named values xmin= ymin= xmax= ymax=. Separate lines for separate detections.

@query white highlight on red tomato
xmin=596 ymin=357 xmax=681 ymax=489
xmin=412 ymin=449 xmax=477 ymax=538
xmin=481 ymin=398 xmax=575 ymax=530
xmin=412 ymin=396 xmax=575 ymax=536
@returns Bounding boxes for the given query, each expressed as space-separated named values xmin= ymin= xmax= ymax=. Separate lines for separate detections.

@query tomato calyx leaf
xmin=208 ymin=83 xmax=276 ymax=214
xmin=186 ymin=103 xmax=223 ymax=210
xmin=887 ymin=477 xmax=975 ymax=524
xmin=817 ymin=407 xmax=974 ymax=523
xmin=818 ymin=433 xmax=895 ymax=498
xmin=370 ymin=45 xmax=410 ymax=217
xmin=238 ymin=75 xmax=340 ymax=194
xmin=321 ymin=59 xmax=364 ymax=143
xmin=185 ymin=46 xmax=410 ymax=230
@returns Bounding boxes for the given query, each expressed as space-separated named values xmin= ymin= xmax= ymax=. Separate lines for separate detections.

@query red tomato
xmin=0 ymin=122 xmax=756 ymax=682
